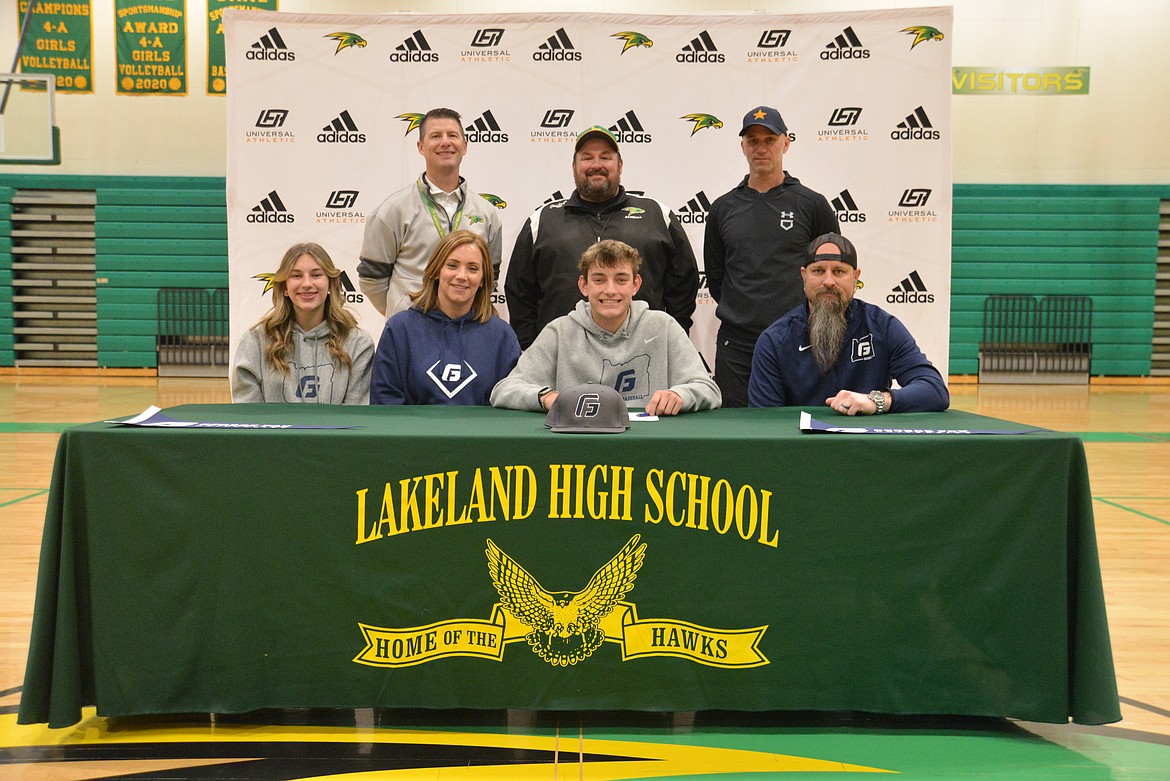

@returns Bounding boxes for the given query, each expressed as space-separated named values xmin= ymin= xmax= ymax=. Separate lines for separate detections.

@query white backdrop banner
xmin=225 ymin=8 xmax=952 ymax=375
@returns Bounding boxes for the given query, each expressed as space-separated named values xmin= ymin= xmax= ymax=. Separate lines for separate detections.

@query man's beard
xmin=579 ymin=171 xmax=617 ymax=201
xmin=808 ymin=291 xmax=847 ymax=375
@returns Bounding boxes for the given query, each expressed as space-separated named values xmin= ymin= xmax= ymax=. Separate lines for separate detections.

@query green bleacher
xmin=951 ymin=184 xmax=1166 ymax=376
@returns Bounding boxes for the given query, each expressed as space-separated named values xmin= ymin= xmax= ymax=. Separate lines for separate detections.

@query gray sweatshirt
xmin=232 ymin=320 xmax=374 ymax=404
xmin=490 ymin=300 xmax=721 ymax=412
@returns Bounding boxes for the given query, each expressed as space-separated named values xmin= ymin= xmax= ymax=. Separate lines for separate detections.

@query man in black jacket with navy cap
xmin=704 ymin=105 xmax=838 ymax=407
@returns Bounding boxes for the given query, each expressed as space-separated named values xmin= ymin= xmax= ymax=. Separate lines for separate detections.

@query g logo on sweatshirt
xmin=298 ymin=376 xmax=320 ymax=399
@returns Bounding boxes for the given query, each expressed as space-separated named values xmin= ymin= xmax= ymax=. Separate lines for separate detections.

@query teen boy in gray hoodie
xmin=490 ymin=240 xmax=720 ymax=416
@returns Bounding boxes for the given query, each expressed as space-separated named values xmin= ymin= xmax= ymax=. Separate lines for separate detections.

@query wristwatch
xmin=537 ymin=386 xmax=554 ymax=410
xmin=868 ymin=390 xmax=885 ymax=414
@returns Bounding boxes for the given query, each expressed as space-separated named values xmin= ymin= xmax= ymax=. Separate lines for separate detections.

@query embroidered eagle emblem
xmin=486 ymin=535 xmax=646 ymax=667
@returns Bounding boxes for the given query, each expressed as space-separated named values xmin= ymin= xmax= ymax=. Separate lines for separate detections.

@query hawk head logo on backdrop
xmin=612 ymin=31 xmax=653 ymax=54
xmin=486 ymin=535 xmax=646 ymax=666
xmin=900 ymin=26 xmax=944 ymax=50
xmin=253 ymin=272 xmax=276 ymax=294
xmin=397 ymin=112 xmax=426 ymax=136
xmin=325 ymin=32 xmax=368 ymax=55
xmin=480 ymin=193 xmax=507 ymax=209
xmin=681 ymin=113 xmax=723 ymax=136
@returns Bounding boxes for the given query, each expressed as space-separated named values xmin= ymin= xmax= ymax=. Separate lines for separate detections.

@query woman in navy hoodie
xmin=370 ymin=230 xmax=520 ymax=405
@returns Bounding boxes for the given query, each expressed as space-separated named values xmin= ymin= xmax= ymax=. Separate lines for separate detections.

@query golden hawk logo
xmin=397 ymin=112 xmax=425 ymax=136
xmin=325 ymin=31 xmax=367 ymax=55
xmin=467 ymin=215 xmax=485 ymax=225
xmin=612 ymin=31 xmax=653 ymax=54
xmin=354 ymin=537 xmax=766 ymax=670
xmin=623 ymin=207 xmax=646 ymax=216
xmin=901 ymin=25 xmax=944 ymax=50
xmin=486 ymin=535 xmax=645 ymax=666
xmin=681 ymin=113 xmax=723 ymax=136
xmin=480 ymin=193 xmax=507 ymax=209
xmin=253 ymin=272 xmax=276 ymax=294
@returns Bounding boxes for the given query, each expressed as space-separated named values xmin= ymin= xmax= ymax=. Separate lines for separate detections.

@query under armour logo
xmin=779 ymin=210 xmax=794 ymax=231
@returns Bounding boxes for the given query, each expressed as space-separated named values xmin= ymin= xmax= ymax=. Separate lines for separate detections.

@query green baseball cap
xmin=574 ymin=125 xmax=620 ymax=154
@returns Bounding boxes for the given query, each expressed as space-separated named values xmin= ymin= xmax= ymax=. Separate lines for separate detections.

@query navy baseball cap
xmin=805 ymin=232 xmax=858 ymax=268
xmin=740 ymin=105 xmax=788 ymax=136
xmin=545 ymin=383 xmax=629 ymax=434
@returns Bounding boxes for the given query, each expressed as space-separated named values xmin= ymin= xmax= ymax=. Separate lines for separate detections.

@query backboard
xmin=0 ymin=73 xmax=60 ymax=165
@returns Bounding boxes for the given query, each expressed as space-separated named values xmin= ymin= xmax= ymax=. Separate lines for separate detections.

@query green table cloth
xmin=19 ymin=405 xmax=1120 ymax=727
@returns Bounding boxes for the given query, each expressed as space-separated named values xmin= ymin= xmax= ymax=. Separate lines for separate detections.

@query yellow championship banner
xmin=354 ymin=534 xmax=767 ymax=670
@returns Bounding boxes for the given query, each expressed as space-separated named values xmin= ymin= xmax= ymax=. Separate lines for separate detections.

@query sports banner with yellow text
xmin=115 ymin=0 xmax=187 ymax=95
xmin=207 ymin=0 xmax=277 ymax=95
xmin=16 ymin=0 xmax=93 ymax=93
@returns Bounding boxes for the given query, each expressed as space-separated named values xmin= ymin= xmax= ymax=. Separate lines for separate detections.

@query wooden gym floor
xmin=0 ymin=374 xmax=1167 ymax=780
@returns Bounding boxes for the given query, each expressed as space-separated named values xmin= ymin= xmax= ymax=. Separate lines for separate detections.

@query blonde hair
xmin=409 ymin=230 xmax=496 ymax=323
xmin=259 ymin=243 xmax=359 ymax=374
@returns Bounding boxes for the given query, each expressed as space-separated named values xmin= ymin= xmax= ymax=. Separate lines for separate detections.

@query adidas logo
xmin=888 ymin=270 xmax=934 ymax=304
xmin=317 ymin=110 xmax=366 ymax=143
xmin=247 ymin=27 xmax=295 ymax=61
xmin=248 ymin=190 xmax=294 ymax=224
xmin=533 ymin=27 xmax=581 ymax=61
xmin=390 ymin=30 xmax=438 ymax=62
xmin=677 ymin=191 xmax=712 ymax=224
xmin=608 ymin=110 xmax=651 ymax=144
xmin=891 ymin=106 xmax=940 ymax=140
xmin=831 ymin=189 xmax=867 ymax=223
xmin=821 ymin=26 xmax=870 ymax=60
xmin=339 ymin=270 xmax=365 ymax=304
xmin=465 ymin=110 xmax=508 ymax=143
xmin=677 ymin=30 xmax=725 ymax=63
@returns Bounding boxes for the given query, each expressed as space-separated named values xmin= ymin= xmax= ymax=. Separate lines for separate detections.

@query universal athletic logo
xmin=354 ymin=535 xmax=768 ymax=668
